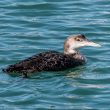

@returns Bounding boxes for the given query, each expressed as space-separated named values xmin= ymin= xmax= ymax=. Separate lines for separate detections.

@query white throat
xmin=64 ymin=48 xmax=78 ymax=54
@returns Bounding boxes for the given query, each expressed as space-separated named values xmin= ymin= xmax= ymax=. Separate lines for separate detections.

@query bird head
xmin=64 ymin=34 xmax=101 ymax=54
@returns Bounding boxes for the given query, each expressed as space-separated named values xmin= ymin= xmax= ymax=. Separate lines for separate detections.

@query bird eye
xmin=76 ymin=39 xmax=80 ymax=41
xmin=76 ymin=38 xmax=82 ymax=42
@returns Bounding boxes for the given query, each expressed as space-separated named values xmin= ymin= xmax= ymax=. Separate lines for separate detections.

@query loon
xmin=3 ymin=34 xmax=101 ymax=78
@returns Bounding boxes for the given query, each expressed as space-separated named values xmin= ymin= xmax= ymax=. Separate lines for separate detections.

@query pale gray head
xmin=64 ymin=34 xmax=101 ymax=54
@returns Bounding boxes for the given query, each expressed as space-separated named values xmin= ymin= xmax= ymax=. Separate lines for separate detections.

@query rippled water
xmin=0 ymin=0 xmax=110 ymax=109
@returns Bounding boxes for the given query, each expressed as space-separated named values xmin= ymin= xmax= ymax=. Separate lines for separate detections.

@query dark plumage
xmin=2 ymin=51 xmax=85 ymax=77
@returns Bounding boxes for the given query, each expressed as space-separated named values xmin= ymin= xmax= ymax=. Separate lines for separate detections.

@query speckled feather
xmin=3 ymin=51 xmax=85 ymax=75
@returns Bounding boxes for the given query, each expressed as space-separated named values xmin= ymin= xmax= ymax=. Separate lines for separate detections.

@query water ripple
xmin=0 ymin=0 xmax=110 ymax=109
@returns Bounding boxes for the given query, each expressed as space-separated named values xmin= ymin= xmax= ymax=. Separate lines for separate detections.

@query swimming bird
xmin=3 ymin=34 xmax=101 ymax=78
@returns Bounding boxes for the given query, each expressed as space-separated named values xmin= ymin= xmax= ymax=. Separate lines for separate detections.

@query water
xmin=0 ymin=0 xmax=110 ymax=109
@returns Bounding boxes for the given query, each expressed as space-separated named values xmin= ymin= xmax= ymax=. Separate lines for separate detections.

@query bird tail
xmin=2 ymin=65 xmax=18 ymax=73
xmin=2 ymin=65 xmax=30 ymax=78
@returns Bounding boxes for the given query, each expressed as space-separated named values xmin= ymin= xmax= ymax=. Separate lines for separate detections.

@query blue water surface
xmin=0 ymin=0 xmax=110 ymax=109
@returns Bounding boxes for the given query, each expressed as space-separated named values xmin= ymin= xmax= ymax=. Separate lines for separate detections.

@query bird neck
xmin=64 ymin=39 xmax=80 ymax=55
xmin=64 ymin=48 xmax=79 ymax=55
xmin=64 ymin=48 xmax=86 ymax=62
xmin=64 ymin=39 xmax=79 ymax=55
